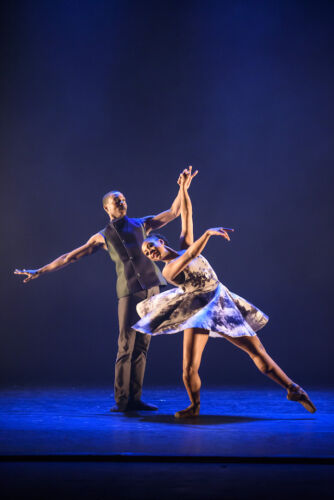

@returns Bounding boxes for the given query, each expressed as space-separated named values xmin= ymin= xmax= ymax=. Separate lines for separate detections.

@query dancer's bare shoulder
xmin=87 ymin=232 xmax=108 ymax=251
xmin=162 ymin=251 xmax=187 ymax=282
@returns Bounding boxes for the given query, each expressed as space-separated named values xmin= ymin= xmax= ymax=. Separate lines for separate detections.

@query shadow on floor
xmin=125 ymin=414 xmax=315 ymax=425
xmin=139 ymin=414 xmax=263 ymax=425
xmin=88 ymin=412 xmax=315 ymax=425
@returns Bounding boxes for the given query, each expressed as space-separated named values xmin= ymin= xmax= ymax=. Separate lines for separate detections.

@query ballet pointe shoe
xmin=174 ymin=403 xmax=200 ymax=419
xmin=287 ymin=384 xmax=317 ymax=413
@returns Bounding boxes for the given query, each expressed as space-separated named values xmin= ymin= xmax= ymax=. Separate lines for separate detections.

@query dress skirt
xmin=133 ymin=282 xmax=269 ymax=338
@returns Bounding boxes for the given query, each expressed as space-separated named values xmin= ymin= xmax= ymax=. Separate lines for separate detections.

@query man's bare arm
xmin=145 ymin=190 xmax=181 ymax=233
xmin=145 ymin=167 xmax=198 ymax=234
xmin=14 ymin=233 xmax=106 ymax=283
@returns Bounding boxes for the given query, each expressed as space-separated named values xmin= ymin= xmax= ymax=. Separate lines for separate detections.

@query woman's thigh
xmin=220 ymin=333 xmax=265 ymax=356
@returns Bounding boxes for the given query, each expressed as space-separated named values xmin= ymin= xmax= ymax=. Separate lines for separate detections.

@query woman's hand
xmin=178 ymin=165 xmax=198 ymax=188
xmin=14 ymin=268 xmax=41 ymax=283
xmin=205 ymin=227 xmax=234 ymax=241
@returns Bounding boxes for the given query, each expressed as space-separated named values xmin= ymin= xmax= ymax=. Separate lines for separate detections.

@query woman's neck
xmin=162 ymin=246 xmax=180 ymax=263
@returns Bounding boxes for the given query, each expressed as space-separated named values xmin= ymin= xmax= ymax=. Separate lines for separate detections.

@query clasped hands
xmin=177 ymin=165 xmax=234 ymax=241
xmin=177 ymin=165 xmax=198 ymax=189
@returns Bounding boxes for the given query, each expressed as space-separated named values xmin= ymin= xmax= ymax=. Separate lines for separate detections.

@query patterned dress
xmin=132 ymin=254 xmax=268 ymax=338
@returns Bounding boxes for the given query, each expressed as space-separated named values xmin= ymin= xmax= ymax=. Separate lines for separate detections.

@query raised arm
xmin=144 ymin=167 xmax=198 ymax=234
xmin=163 ymin=227 xmax=234 ymax=283
xmin=178 ymin=167 xmax=195 ymax=250
xmin=14 ymin=233 xmax=106 ymax=283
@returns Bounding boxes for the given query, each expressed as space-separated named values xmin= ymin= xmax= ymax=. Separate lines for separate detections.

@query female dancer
xmin=133 ymin=168 xmax=316 ymax=418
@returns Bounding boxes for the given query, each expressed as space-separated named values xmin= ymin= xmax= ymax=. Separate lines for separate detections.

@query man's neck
xmin=109 ymin=214 xmax=126 ymax=223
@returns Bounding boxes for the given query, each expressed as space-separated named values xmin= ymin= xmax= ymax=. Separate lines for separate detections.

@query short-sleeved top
xmin=100 ymin=215 xmax=167 ymax=299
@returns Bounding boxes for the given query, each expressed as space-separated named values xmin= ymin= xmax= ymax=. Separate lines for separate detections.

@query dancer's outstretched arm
xmin=14 ymin=233 xmax=106 ymax=283
xmin=178 ymin=167 xmax=195 ymax=250
xmin=163 ymin=227 xmax=233 ymax=282
xmin=145 ymin=167 xmax=198 ymax=233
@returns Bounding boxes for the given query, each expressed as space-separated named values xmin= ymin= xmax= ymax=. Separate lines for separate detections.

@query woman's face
xmin=142 ymin=237 xmax=166 ymax=261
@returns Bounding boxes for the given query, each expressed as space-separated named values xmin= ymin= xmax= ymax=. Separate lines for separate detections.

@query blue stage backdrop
xmin=1 ymin=0 xmax=333 ymax=387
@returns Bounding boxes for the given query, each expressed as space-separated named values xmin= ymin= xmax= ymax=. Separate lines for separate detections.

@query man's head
xmin=141 ymin=234 xmax=169 ymax=261
xmin=103 ymin=191 xmax=128 ymax=219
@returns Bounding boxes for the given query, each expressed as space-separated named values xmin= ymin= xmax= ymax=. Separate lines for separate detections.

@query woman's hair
xmin=147 ymin=233 xmax=170 ymax=246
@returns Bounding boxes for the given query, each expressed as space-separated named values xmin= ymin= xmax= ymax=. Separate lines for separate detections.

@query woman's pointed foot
xmin=174 ymin=403 xmax=200 ymax=419
xmin=287 ymin=384 xmax=317 ymax=413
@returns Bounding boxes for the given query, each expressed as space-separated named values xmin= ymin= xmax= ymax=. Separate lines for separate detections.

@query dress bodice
xmin=171 ymin=254 xmax=219 ymax=293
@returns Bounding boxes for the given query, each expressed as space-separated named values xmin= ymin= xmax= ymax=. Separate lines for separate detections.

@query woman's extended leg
xmin=175 ymin=328 xmax=209 ymax=418
xmin=221 ymin=334 xmax=316 ymax=413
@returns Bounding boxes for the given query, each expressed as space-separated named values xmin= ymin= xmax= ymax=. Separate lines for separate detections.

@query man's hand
xmin=178 ymin=165 xmax=198 ymax=189
xmin=14 ymin=268 xmax=41 ymax=283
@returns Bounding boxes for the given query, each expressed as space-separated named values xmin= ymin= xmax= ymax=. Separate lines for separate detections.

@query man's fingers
xmin=14 ymin=269 xmax=25 ymax=275
xmin=14 ymin=268 xmax=34 ymax=279
xmin=182 ymin=166 xmax=192 ymax=176
xmin=179 ymin=166 xmax=198 ymax=186
xmin=178 ymin=169 xmax=188 ymax=180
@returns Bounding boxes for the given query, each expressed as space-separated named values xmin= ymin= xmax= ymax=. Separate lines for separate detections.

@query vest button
xmin=137 ymin=273 xmax=141 ymax=278
xmin=129 ymin=256 xmax=133 ymax=260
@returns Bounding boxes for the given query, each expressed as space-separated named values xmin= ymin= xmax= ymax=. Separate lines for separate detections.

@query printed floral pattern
xmin=133 ymin=254 xmax=268 ymax=338
xmin=175 ymin=256 xmax=219 ymax=292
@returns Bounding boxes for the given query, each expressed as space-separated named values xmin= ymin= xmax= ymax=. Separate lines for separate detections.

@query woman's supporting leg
xmin=222 ymin=334 xmax=316 ymax=413
xmin=175 ymin=328 xmax=209 ymax=418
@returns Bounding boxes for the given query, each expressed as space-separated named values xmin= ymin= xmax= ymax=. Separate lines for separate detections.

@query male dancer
xmin=14 ymin=168 xmax=198 ymax=411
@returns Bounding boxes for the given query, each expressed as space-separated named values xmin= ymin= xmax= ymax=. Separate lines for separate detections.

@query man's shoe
xmin=110 ymin=404 xmax=128 ymax=413
xmin=127 ymin=400 xmax=158 ymax=411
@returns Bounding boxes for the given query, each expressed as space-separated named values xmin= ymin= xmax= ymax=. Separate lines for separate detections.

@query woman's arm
xmin=179 ymin=168 xmax=195 ymax=250
xmin=163 ymin=227 xmax=233 ymax=282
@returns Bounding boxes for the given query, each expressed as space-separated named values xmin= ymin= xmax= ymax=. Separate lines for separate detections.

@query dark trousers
xmin=115 ymin=286 xmax=160 ymax=408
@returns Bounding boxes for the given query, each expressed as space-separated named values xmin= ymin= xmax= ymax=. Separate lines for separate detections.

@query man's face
xmin=104 ymin=192 xmax=128 ymax=219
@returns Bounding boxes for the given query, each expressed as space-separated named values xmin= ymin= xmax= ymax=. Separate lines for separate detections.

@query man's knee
xmin=116 ymin=337 xmax=135 ymax=363
xmin=116 ymin=348 xmax=132 ymax=364
xmin=133 ymin=332 xmax=151 ymax=354
xmin=117 ymin=325 xmax=136 ymax=349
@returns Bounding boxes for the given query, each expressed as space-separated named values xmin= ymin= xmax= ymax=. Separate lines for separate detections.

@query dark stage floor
xmin=0 ymin=387 xmax=333 ymax=458
xmin=1 ymin=387 xmax=333 ymax=499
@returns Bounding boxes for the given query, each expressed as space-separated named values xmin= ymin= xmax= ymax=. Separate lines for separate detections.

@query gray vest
xmin=101 ymin=216 xmax=167 ymax=298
